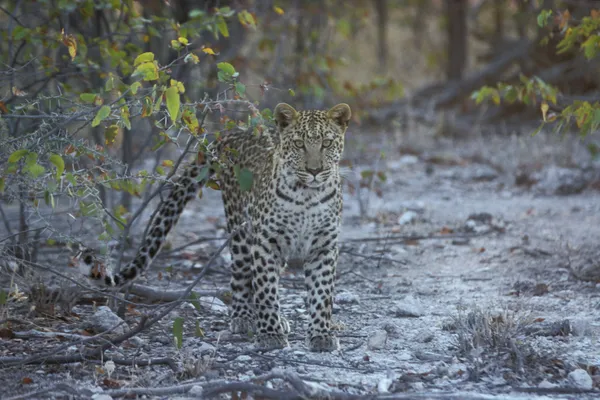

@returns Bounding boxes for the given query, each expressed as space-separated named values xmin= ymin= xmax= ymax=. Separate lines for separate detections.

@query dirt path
xmin=1 ymin=133 xmax=599 ymax=399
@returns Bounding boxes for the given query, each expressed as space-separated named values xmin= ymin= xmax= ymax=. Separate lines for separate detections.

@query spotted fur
xmin=80 ymin=103 xmax=351 ymax=351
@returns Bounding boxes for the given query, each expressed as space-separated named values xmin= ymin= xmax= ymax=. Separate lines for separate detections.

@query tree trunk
xmin=374 ymin=0 xmax=388 ymax=73
xmin=446 ymin=0 xmax=468 ymax=82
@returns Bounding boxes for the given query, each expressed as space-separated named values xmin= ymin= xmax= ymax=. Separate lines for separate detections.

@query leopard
xmin=77 ymin=103 xmax=352 ymax=352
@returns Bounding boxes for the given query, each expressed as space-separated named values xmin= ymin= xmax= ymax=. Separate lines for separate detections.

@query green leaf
xmin=80 ymin=93 xmax=97 ymax=103
xmin=92 ymin=105 xmax=111 ymax=127
xmin=133 ymin=62 xmax=159 ymax=81
xmin=537 ymin=10 xmax=552 ymax=28
xmin=134 ymin=52 xmax=155 ymax=66
xmin=8 ymin=149 xmax=29 ymax=163
xmin=27 ymin=164 xmax=45 ymax=178
xmin=188 ymin=292 xmax=202 ymax=312
xmin=172 ymin=317 xmax=184 ymax=349
xmin=234 ymin=82 xmax=246 ymax=95
xmin=217 ymin=62 xmax=235 ymax=75
xmin=531 ymin=122 xmax=545 ymax=137
xmin=49 ymin=154 xmax=64 ymax=180
xmin=195 ymin=166 xmax=210 ymax=182
xmin=288 ymin=88 xmax=296 ymax=97
xmin=130 ymin=81 xmax=142 ymax=95
xmin=0 ymin=178 xmax=5 ymax=194
xmin=44 ymin=190 xmax=55 ymax=208
xmin=165 ymin=86 xmax=180 ymax=122
xmin=216 ymin=15 xmax=229 ymax=37
xmin=105 ymin=124 xmax=119 ymax=145
xmin=237 ymin=167 xmax=253 ymax=192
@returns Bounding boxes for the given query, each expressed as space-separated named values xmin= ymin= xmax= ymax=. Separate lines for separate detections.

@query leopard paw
xmin=255 ymin=333 xmax=289 ymax=350
xmin=230 ymin=317 xmax=255 ymax=334
xmin=307 ymin=334 xmax=339 ymax=352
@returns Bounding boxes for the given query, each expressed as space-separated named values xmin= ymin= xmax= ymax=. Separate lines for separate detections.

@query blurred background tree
xmin=0 ymin=0 xmax=598 ymax=259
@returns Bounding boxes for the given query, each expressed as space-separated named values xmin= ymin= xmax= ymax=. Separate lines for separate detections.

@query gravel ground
xmin=1 ymin=128 xmax=599 ymax=399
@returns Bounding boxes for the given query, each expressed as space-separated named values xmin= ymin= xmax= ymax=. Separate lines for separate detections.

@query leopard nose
xmin=306 ymin=167 xmax=322 ymax=176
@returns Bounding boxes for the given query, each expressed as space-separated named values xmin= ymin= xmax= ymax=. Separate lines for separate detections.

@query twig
xmin=12 ymin=330 xmax=90 ymax=341
xmin=127 ymin=283 xmax=228 ymax=304
xmin=344 ymin=231 xmax=491 ymax=243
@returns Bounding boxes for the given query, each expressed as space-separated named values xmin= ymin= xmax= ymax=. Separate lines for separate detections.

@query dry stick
xmin=0 ymin=233 xmax=232 ymax=368
xmin=345 ymin=231 xmax=492 ymax=243
xmin=127 ymin=283 xmax=228 ymax=304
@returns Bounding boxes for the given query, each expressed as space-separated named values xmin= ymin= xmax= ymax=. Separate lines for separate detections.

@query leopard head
xmin=274 ymin=103 xmax=351 ymax=189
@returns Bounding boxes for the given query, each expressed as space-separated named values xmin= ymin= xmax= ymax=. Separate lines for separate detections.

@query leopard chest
xmin=261 ymin=185 xmax=340 ymax=262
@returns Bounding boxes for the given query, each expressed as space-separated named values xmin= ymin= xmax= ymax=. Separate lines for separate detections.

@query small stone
xmin=466 ymin=164 xmax=498 ymax=181
xmin=91 ymin=395 xmax=113 ymax=400
xmin=335 ymin=292 xmax=360 ymax=304
xmin=398 ymin=211 xmax=418 ymax=225
xmin=410 ymin=382 xmax=425 ymax=390
xmin=189 ymin=385 xmax=204 ymax=395
xmin=393 ymin=296 xmax=424 ymax=318
xmin=128 ymin=336 xmax=145 ymax=347
xmin=88 ymin=306 xmax=127 ymax=335
xmin=533 ymin=166 xmax=589 ymax=195
xmin=399 ymin=155 xmax=419 ymax=165
xmin=568 ymin=369 xmax=593 ymax=390
xmin=397 ymin=351 xmax=412 ymax=361
xmin=367 ymin=329 xmax=388 ymax=350
xmin=236 ymin=355 xmax=252 ymax=362
xmin=538 ymin=379 xmax=558 ymax=389
xmin=200 ymin=296 xmax=228 ymax=313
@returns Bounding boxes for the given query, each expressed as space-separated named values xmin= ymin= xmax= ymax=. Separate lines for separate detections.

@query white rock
xmin=91 ymin=395 xmax=113 ymax=400
xmin=393 ymin=295 xmax=424 ymax=318
xmin=335 ymin=292 xmax=359 ymax=304
xmin=199 ymin=296 xmax=228 ymax=313
xmin=189 ymin=385 xmax=204 ymax=395
xmin=398 ymin=211 xmax=418 ymax=225
xmin=568 ymin=369 xmax=593 ymax=390
xmin=397 ymin=351 xmax=412 ymax=361
xmin=538 ymin=379 xmax=558 ymax=389
xmin=367 ymin=329 xmax=388 ymax=350
xmin=88 ymin=306 xmax=127 ymax=335
xmin=236 ymin=355 xmax=252 ymax=362
xmin=399 ymin=155 xmax=419 ymax=165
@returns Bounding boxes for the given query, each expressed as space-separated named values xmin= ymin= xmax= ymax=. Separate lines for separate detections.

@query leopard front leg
xmin=229 ymin=229 xmax=256 ymax=334
xmin=251 ymin=236 xmax=289 ymax=350
xmin=304 ymin=243 xmax=339 ymax=352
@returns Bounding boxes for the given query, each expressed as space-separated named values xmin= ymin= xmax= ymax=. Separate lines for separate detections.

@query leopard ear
xmin=274 ymin=103 xmax=298 ymax=129
xmin=327 ymin=103 xmax=351 ymax=128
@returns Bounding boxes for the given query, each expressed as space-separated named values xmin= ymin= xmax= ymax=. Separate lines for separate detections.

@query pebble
xmin=88 ymin=306 xmax=127 ymax=335
xmin=189 ymin=385 xmax=204 ymax=395
xmin=393 ymin=295 xmax=424 ymax=318
xmin=236 ymin=355 xmax=252 ymax=362
xmin=335 ymin=292 xmax=360 ymax=304
xmin=538 ymin=379 xmax=558 ymax=389
xmin=367 ymin=329 xmax=388 ymax=350
xmin=91 ymin=395 xmax=113 ymax=400
xmin=567 ymin=369 xmax=593 ymax=390
xmin=533 ymin=166 xmax=589 ymax=195
xmin=199 ymin=296 xmax=228 ymax=313
xmin=398 ymin=211 xmax=418 ymax=225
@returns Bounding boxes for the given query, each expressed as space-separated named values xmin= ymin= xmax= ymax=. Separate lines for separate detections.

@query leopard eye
xmin=293 ymin=140 xmax=304 ymax=148
xmin=322 ymin=139 xmax=333 ymax=148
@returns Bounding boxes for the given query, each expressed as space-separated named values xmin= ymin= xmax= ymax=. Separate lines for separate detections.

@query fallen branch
xmin=127 ymin=283 xmax=229 ymax=304
xmin=344 ymin=231 xmax=491 ymax=243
